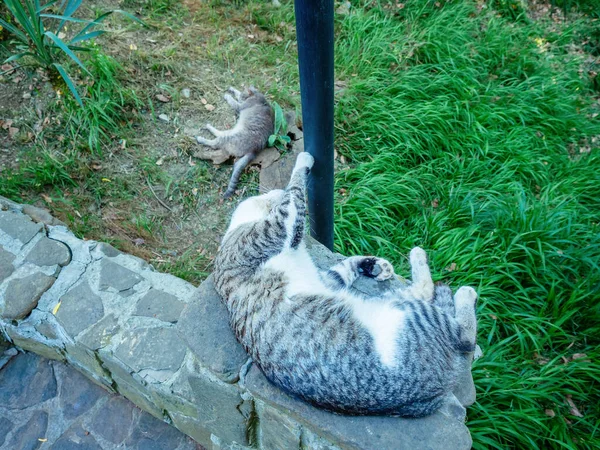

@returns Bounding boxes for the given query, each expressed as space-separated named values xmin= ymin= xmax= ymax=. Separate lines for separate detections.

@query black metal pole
xmin=294 ymin=0 xmax=335 ymax=250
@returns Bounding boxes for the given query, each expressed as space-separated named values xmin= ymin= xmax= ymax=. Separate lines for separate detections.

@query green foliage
xmin=0 ymin=0 xmax=142 ymax=105
xmin=330 ymin=1 xmax=600 ymax=448
xmin=268 ymin=101 xmax=291 ymax=149
xmin=60 ymin=47 xmax=142 ymax=154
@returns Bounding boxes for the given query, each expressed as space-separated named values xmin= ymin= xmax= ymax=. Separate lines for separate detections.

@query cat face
xmin=224 ymin=189 xmax=285 ymax=237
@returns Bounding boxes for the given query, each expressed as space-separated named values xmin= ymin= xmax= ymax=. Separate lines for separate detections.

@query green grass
xmin=327 ymin=1 xmax=600 ymax=448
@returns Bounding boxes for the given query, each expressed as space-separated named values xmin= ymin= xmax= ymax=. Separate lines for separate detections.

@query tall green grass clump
xmin=333 ymin=0 xmax=600 ymax=448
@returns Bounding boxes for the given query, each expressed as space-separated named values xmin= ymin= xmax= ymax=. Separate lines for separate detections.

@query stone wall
xmin=0 ymin=195 xmax=476 ymax=450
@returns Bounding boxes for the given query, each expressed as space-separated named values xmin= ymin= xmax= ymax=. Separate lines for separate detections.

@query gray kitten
xmin=213 ymin=152 xmax=478 ymax=417
xmin=195 ymin=86 xmax=274 ymax=198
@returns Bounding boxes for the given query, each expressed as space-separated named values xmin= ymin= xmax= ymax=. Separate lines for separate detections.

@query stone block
xmin=6 ymin=410 xmax=48 ymax=450
xmin=65 ymin=343 xmax=112 ymax=389
xmin=21 ymin=204 xmax=62 ymax=226
xmin=0 ymin=353 xmax=57 ymax=409
xmin=52 ymin=423 xmax=103 ymax=450
xmin=24 ymin=236 xmax=71 ymax=267
xmin=0 ymin=210 xmax=43 ymax=246
xmin=177 ymin=276 xmax=249 ymax=383
xmin=1 ymin=272 xmax=55 ymax=320
xmin=78 ymin=313 xmax=121 ymax=350
xmin=0 ymin=417 xmax=14 ymax=447
xmin=111 ymin=371 xmax=165 ymax=420
xmin=300 ymin=427 xmax=341 ymax=450
xmin=135 ymin=289 xmax=185 ymax=323
xmin=90 ymin=396 xmax=137 ymax=445
xmin=96 ymin=242 xmax=122 ymax=257
xmin=99 ymin=259 xmax=142 ymax=292
xmin=126 ymin=411 xmax=197 ymax=450
xmin=187 ymin=374 xmax=250 ymax=446
xmin=245 ymin=365 xmax=472 ymax=450
xmin=256 ymin=400 xmax=302 ymax=450
xmin=170 ymin=411 xmax=213 ymax=448
xmin=59 ymin=364 xmax=106 ymax=419
xmin=7 ymin=329 xmax=65 ymax=361
xmin=453 ymin=352 xmax=477 ymax=407
xmin=0 ymin=245 xmax=15 ymax=283
xmin=114 ymin=326 xmax=186 ymax=374
xmin=56 ymin=281 xmax=104 ymax=337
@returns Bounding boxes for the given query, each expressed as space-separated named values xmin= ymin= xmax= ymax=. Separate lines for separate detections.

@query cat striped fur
xmin=214 ymin=152 xmax=478 ymax=417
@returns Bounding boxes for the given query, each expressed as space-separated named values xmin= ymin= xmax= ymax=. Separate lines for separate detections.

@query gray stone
xmin=59 ymin=364 xmax=105 ymax=419
xmin=65 ymin=343 xmax=112 ymax=389
xmin=21 ymin=204 xmax=58 ymax=226
xmin=453 ymin=353 xmax=476 ymax=407
xmin=7 ymin=329 xmax=65 ymax=361
xmin=245 ymin=366 xmax=472 ymax=450
xmin=78 ymin=314 xmax=120 ymax=350
xmin=259 ymin=141 xmax=302 ymax=191
xmin=0 ymin=210 xmax=43 ymax=246
xmin=181 ymin=88 xmax=191 ymax=98
xmin=187 ymin=374 xmax=249 ymax=445
xmin=256 ymin=401 xmax=301 ymax=450
xmin=56 ymin=281 xmax=104 ymax=337
xmin=301 ymin=427 xmax=341 ymax=450
xmin=0 ymin=245 xmax=15 ymax=282
xmin=114 ymin=327 xmax=186 ymax=373
xmin=51 ymin=424 xmax=103 ymax=450
xmin=24 ymin=237 xmax=71 ymax=267
xmin=111 ymin=371 xmax=165 ymax=420
xmin=90 ymin=396 xmax=136 ymax=444
xmin=35 ymin=319 xmax=59 ymax=340
xmin=0 ymin=417 xmax=14 ymax=447
xmin=135 ymin=289 xmax=185 ymax=323
xmin=7 ymin=410 xmax=48 ymax=450
xmin=177 ymin=276 xmax=249 ymax=383
xmin=170 ymin=412 xmax=212 ymax=448
xmin=126 ymin=411 xmax=195 ymax=450
xmin=99 ymin=259 xmax=142 ymax=291
xmin=0 ymin=353 xmax=57 ymax=409
xmin=1 ymin=272 xmax=56 ymax=320
xmin=97 ymin=242 xmax=122 ymax=257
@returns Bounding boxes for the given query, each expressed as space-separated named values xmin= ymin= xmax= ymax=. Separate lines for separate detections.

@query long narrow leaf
xmin=52 ymin=62 xmax=83 ymax=106
xmin=72 ymin=10 xmax=144 ymax=41
xmin=56 ymin=0 xmax=83 ymax=33
xmin=44 ymin=31 xmax=90 ymax=75
xmin=36 ymin=0 xmax=58 ymax=14
xmin=3 ymin=52 xmax=37 ymax=64
xmin=40 ymin=14 xmax=96 ymax=24
xmin=0 ymin=17 xmax=29 ymax=43
xmin=70 ymin=30 xmax=105 ymax=44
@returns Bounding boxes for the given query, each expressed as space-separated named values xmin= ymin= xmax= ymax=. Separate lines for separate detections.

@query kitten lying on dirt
xmin=195 ymin=86 xmax=275 ymax=199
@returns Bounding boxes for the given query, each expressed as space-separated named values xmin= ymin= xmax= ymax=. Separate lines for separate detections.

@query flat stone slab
xmin=78 ymin=314 xmax=121 ymax=350
xmin=6 ymin=410 xmax=48 ymax=450
xmin=245 ymin=365 xmax=472 ymax=450
xmin=59 ymin=366 xmax=105 ymax=419
xmin=0 ymin=246 xmax=15 ymax=283
xmin=0 ymin=352 xmax=57 ymax=410
xmin=24 ymin=237 xmax=71 ymax=267
xmin=90 ymin=396 xmax=136 ymax=445
xmin=56 ymin=281 xmax=104 ymax=337
xmin=0 ymin=210 xmax=43 ymax=246
xmin=135 ymin=289 xmax=185 ymax=323
xmin=114 ymin=327 xmax=186 ymax=373
xmin=2 ymin=272 xmax=56 ymax=320
xmin=99 ymin=259 xmax=142 ymax=292
xmin=177 ymin=276 xmax=249 ymax=383
xmin=53 ymin=424 xmax=103 ymax=450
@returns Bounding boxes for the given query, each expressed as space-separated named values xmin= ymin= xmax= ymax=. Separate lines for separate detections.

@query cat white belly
xmin=263 ymin=243 xmax=327 ymax=297
xmin=349 ymin=299 xmax=406 ymax=367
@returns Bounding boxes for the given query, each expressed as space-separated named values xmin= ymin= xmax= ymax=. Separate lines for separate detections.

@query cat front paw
xmin=294 ymin=152 xmax=314 ymax=171
xmin=358 ymin=257 xmax=395 ymax=281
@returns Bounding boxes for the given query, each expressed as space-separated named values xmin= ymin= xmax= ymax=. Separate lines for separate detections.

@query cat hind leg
xmin=408 ymin=247 xmax=434 ymax=302
xmin=326 ymin=256 xmax=395 ymax=288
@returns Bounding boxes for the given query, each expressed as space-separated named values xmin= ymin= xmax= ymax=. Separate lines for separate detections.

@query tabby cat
xmin=195 ymin=86 xmax=274 ymax=198
xmin=214 ymin=152 xmax=478 ymax=417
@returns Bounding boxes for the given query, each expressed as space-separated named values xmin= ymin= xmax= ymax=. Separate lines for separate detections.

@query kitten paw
xmin=358 ymin=257 xmax=395 ymax=281
xmin=294 ymin=152 xmax=314 ymax=171
xmin=455 ymin=286 xmax=478 ymax=308
xmin=409 ymin=247 xmax=428 ymax=266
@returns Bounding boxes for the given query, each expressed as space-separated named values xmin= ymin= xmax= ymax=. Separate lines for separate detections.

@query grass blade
xmin=44 ymin=31 xmax=90 ymax=75
xmin=52 ymin=62 xmax=83 ymax=106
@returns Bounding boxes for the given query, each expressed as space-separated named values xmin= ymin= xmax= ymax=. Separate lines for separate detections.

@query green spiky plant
xmin=0 ymin=0 xmax=141 ymax=105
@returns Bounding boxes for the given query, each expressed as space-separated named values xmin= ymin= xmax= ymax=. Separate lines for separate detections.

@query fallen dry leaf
xmin=155 ymin=156 xmax=164 ymax=166
xmin=8 ymin=127 xmax=19 ymax=138
xmin=1 ymin=64 xmax=12 ymax=71
xmin=91 ymin=163 xmax=102 ymax=171
xmin=565 ymin=395 xmax=584 ymax=418
xmin=156 ymin=94 xmax=171 ymax=103
xmin=188 ymin=156 xmax=196 ymax=166
xmin=571 ymin=353 xmax=589 ymax=361
xmin=446 ymin=262 xmax=458 ymax=272
xmin=534 ymin=352 xmax=550 ymax=365
xmin=489 ymin=314 xmax=497 ymax=320
xmin=431 ymin=198 xmax=439 ymax=208
xmin=200 ymin=98 xmax=208 ymax=105
xmin=41 ymin=194 xmax=52 ymax=204
xmin=545 ymin=409 xmax=555 ymax=418
xmin=129 ymin=43 xmax=138 ymax=50
xmin=0 ymin=119 xmax=12 ymax=129
xmin=133 ymin=238 xmax=145 ymax=246
xmin=52 ymin=301 xmax=61 ymax=315
xmin=204 ymin=104 xmax=215 ymax=111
